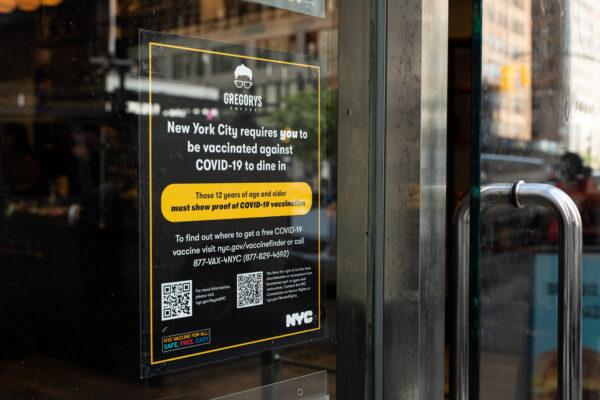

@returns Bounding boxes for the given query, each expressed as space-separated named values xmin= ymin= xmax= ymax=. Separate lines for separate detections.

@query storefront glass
xmin=0 ymin=1 xmax=340 ymax=398
xmin=477 ymin=0 xmax=600 ymax=398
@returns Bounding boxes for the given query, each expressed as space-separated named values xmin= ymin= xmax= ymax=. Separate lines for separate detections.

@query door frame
xmin=337 ymin=0 xmax=448 ymax=399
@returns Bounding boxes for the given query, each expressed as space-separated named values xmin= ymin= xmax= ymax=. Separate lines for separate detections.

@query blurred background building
xmin=482 ymin=0 xmax=532 ymax=143
xmin=482 ymin=0 xmax=600 ymax=177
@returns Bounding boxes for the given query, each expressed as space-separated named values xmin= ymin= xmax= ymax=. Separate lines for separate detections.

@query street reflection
xmin=480 ymin=0 xmax=600 ymax=399
xmin=0 ymin=1 xmax=338 ymax=398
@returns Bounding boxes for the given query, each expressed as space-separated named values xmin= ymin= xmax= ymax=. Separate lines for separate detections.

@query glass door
xmin=456 ymin=0 xmax=600 ymax=398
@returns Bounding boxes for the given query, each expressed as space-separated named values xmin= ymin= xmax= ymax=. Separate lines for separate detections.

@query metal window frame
xmin=337 ymin=0 xmax=448 ymax=398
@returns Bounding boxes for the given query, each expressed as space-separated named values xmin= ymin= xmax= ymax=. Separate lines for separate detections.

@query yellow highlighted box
xmin=161 ymin=182 xmax=312 ymax=222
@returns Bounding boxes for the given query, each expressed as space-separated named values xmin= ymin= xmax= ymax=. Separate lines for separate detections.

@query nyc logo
xmin=286 ymin=310 xmax=314 ymax=327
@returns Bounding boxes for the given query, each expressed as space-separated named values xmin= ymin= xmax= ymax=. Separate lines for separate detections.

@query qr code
xmin=237 ymin=272 xmax=263 ymax=309
xmin=161 ymin=280 xmax=193 ymax=321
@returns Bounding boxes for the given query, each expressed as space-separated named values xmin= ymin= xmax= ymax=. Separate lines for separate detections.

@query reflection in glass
xmin=0 ymin=0 xmax=339 ymax=398
xmin=480 ymin=0 xmax=600 ymax=399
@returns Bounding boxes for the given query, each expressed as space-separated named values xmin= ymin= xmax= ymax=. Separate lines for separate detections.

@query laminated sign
xmin=139 ymin=31 xmax=326 ymax=377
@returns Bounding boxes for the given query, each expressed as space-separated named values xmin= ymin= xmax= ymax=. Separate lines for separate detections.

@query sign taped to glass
xmin=138 ymin=30 xmax=326 ymax=377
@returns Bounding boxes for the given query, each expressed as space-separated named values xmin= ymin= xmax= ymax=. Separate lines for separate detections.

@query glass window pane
xmin=0 ymin=1 xmax=341 ymax=398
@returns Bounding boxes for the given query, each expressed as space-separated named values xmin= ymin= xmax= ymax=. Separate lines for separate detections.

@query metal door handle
xmin=453 ymin=181 xmax=582 ymax=400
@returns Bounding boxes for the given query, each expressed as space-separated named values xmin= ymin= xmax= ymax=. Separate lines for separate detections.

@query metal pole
xmin=453 ymin=181 xmax=582 ymax=400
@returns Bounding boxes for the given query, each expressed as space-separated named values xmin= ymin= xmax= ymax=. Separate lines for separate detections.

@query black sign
xmin=139 ymin=31 xmax=325 ymax=377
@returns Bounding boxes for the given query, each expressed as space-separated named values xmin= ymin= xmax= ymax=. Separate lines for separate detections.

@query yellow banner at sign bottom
xmin=161 ymin=182 xmax=313 ymax=222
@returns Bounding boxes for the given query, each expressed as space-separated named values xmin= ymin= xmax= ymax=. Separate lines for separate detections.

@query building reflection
xmin=0 ymin=0 xmax=339 ymax=273
xmin=482 ymin=0 xmax=600 ymax=183
xmin=480 ymin=1 xmax=600 ymax=399
xmin=0 ymin=0 xmax=338 ymax=397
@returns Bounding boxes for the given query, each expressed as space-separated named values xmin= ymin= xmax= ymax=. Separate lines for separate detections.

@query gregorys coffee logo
xmin=234 ymin=64 xmax=253 ymax=89
xmin=223 ymin=63 xmax=263 ymax=112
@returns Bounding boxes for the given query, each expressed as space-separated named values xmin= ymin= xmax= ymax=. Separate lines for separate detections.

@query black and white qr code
xmin=161 ymin=280 xmax=193 ymax=321
xmin=236 ymin=271 xmax=263 ymax=309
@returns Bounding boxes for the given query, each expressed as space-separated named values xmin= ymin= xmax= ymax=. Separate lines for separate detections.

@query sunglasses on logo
xmin=234 ymin=80 xmax=253 ymax=89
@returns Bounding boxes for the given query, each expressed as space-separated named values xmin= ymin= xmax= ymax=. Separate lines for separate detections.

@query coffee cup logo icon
xmin=234 ymin=63 xmax=253 ymax=89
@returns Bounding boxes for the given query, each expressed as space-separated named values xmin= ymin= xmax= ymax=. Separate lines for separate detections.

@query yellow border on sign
xmin=148 ymin=41 xmax=321 ymax=365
